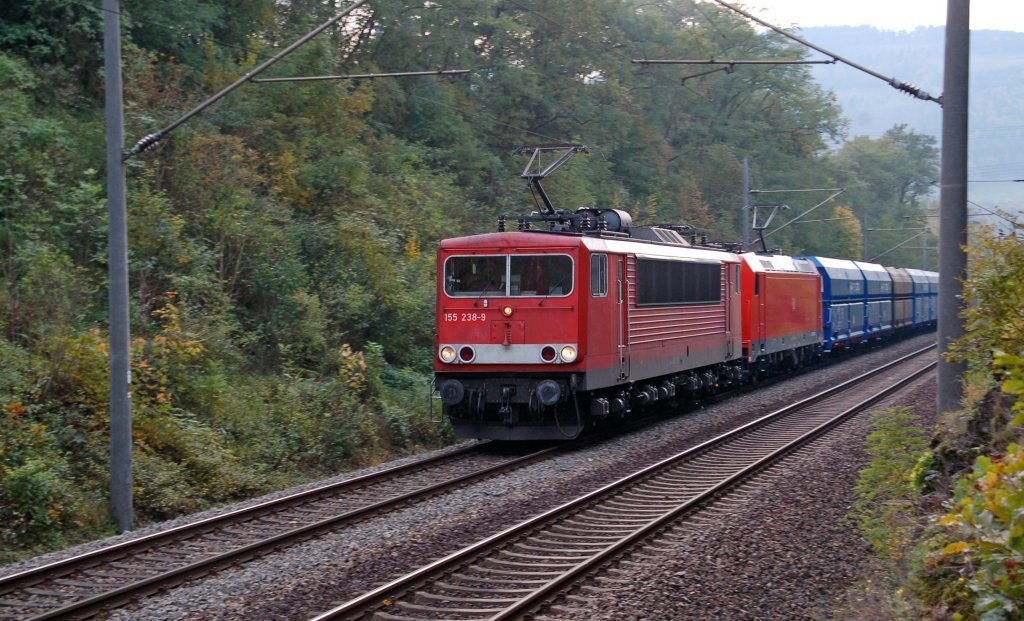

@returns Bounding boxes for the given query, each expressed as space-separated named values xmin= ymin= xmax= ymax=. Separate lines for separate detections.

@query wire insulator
xmin=129 ymin=132 xmax=163 ymax=155
xmin=891 ymin=80 xmax=934 ymax=101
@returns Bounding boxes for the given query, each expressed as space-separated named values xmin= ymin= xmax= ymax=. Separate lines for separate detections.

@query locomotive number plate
xmin=444 ymin=312 xmax=488 ymax=322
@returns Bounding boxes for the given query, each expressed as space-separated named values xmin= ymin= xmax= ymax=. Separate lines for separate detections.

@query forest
xmin=0 ymin=0 xmax=943 ymax=559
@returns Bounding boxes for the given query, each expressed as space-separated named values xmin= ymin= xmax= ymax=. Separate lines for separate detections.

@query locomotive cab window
xmin=444 ymin=254 xmax=573 ymax=297
xmin=590 ymin=254 xmax=608 ymax=297
xmin=444 ymin=255 xmax=508 ymax=296
xmin=510 ymin=255 xmax=573 ymax=296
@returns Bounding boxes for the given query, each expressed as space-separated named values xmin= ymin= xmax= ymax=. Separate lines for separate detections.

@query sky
xmin=745 ymin=1 xmax=1024 ymax=33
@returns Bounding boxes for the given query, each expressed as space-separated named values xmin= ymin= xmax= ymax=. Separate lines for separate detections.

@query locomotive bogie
xmin=440 ymin=363 xmax=742 ymax=440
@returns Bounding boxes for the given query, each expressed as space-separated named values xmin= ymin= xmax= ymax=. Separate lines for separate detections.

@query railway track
xmin=314 ymin=345 xmax=936 ymax=621
xmin=0 ymin=442 xmax=559 ymax=621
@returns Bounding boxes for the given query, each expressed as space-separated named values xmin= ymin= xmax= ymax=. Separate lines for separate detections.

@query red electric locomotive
xmin=434 ymin=145 xmax=751 ymax=439
xmin=435 ymin=223 xmax=744 ymax=440
xmin=738 ymin=252 xmax=823 ymax=376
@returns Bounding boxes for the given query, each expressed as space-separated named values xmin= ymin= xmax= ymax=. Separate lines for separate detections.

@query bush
xmin=934 ymin=445 xmax=1024 ymax=620
xmin=850 ymin=406 xmax=931 ymax=560
xmin=918 ymin=228 xmax=1024 ymax=619
xmin=0 ymin=457 xmax=104 ymax=553
xmin=925 ymin=353 xmax=1024 ymax=620
xmin=948 ymin=229 xmax=1024 ymax=370
xmin=1 ymin=459 xmax=68 ymax=544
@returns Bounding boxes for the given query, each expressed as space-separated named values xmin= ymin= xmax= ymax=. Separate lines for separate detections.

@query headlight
xmin=439 ymin=345 xmax=457 ymax=363
xmin=559 ymin=345 xmax=578 ymax=363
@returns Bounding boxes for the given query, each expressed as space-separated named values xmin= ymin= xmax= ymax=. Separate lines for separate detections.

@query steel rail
xmin=2 ymin=443 xmax=560 ymax=621
xmin=313 ymin=344 xmax=935 ymax=620
xmin=498 ymin=354 xmax=935 ymax=619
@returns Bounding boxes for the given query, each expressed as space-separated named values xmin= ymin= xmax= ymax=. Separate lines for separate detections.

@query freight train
xmin=434 ymin=146 xmax=937 ymax=440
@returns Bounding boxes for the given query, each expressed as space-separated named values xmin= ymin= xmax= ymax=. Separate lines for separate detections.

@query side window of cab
xmin=591 ymin=254 xmax=608 ymax=297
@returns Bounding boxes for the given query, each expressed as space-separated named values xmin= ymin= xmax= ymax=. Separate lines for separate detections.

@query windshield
xmin=444 ymin=255 xmax=508 ymax=296
xmin=444 ymin=254 xmax=573 ymax=297
xmin=510 ymin=255 xmax=572 ymax=296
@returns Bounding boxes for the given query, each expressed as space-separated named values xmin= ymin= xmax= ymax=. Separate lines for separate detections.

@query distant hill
xmin=802 ymin=26 xmax=1024 ymax=214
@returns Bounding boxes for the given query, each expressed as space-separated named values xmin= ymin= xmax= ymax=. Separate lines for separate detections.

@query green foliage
xmin=132 ymin=417 xmax=265 ymax=520
xmin=0 ymin=339 xmax=111 ymax=558
xmin=3 ymin=241 xmax=91 ymax=345
xmin=934 ymin=446 xmax=1024 ymax=620
xmin=916 ymin=227 xmax=1024 ymax=619
xmin=995 ymin=353 xmax=1024 ymax=427
xmin=0 ymin=0 xmax=103 ymax=91
xmin=1 ymin=459 xmax=74 ymax=546
xmin=832 ymin=126 xmax=938 ymax=209
xmin=799 ymin=126 xmax=939 ymax=264
xmin=850 ymin=407 xmax=931 ymax=560
xmin=949 ymin=230 xmax=1024 ymax=368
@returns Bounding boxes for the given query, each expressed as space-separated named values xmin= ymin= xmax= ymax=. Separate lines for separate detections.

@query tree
xmin=828 ymin=126 xmax=939 ymax=265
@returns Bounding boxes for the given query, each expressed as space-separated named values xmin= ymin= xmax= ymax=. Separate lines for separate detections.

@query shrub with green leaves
xmin=1 ymin=458 xmax=73 ymax=548
xmin=930 ymin=363 xmax=1024 ymax=621
xmin=937 ymin=446 xmax=1024 ymax=620
xmin=994 ymin=352 xmax=1024 ymax=427
xmin=929 ymin=228 xmax=1024 ymax=619
xmin=850 ymin=406 xmax=931 ymax=560
xmin=949 ymin=229 xmax=1024 ymax=369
